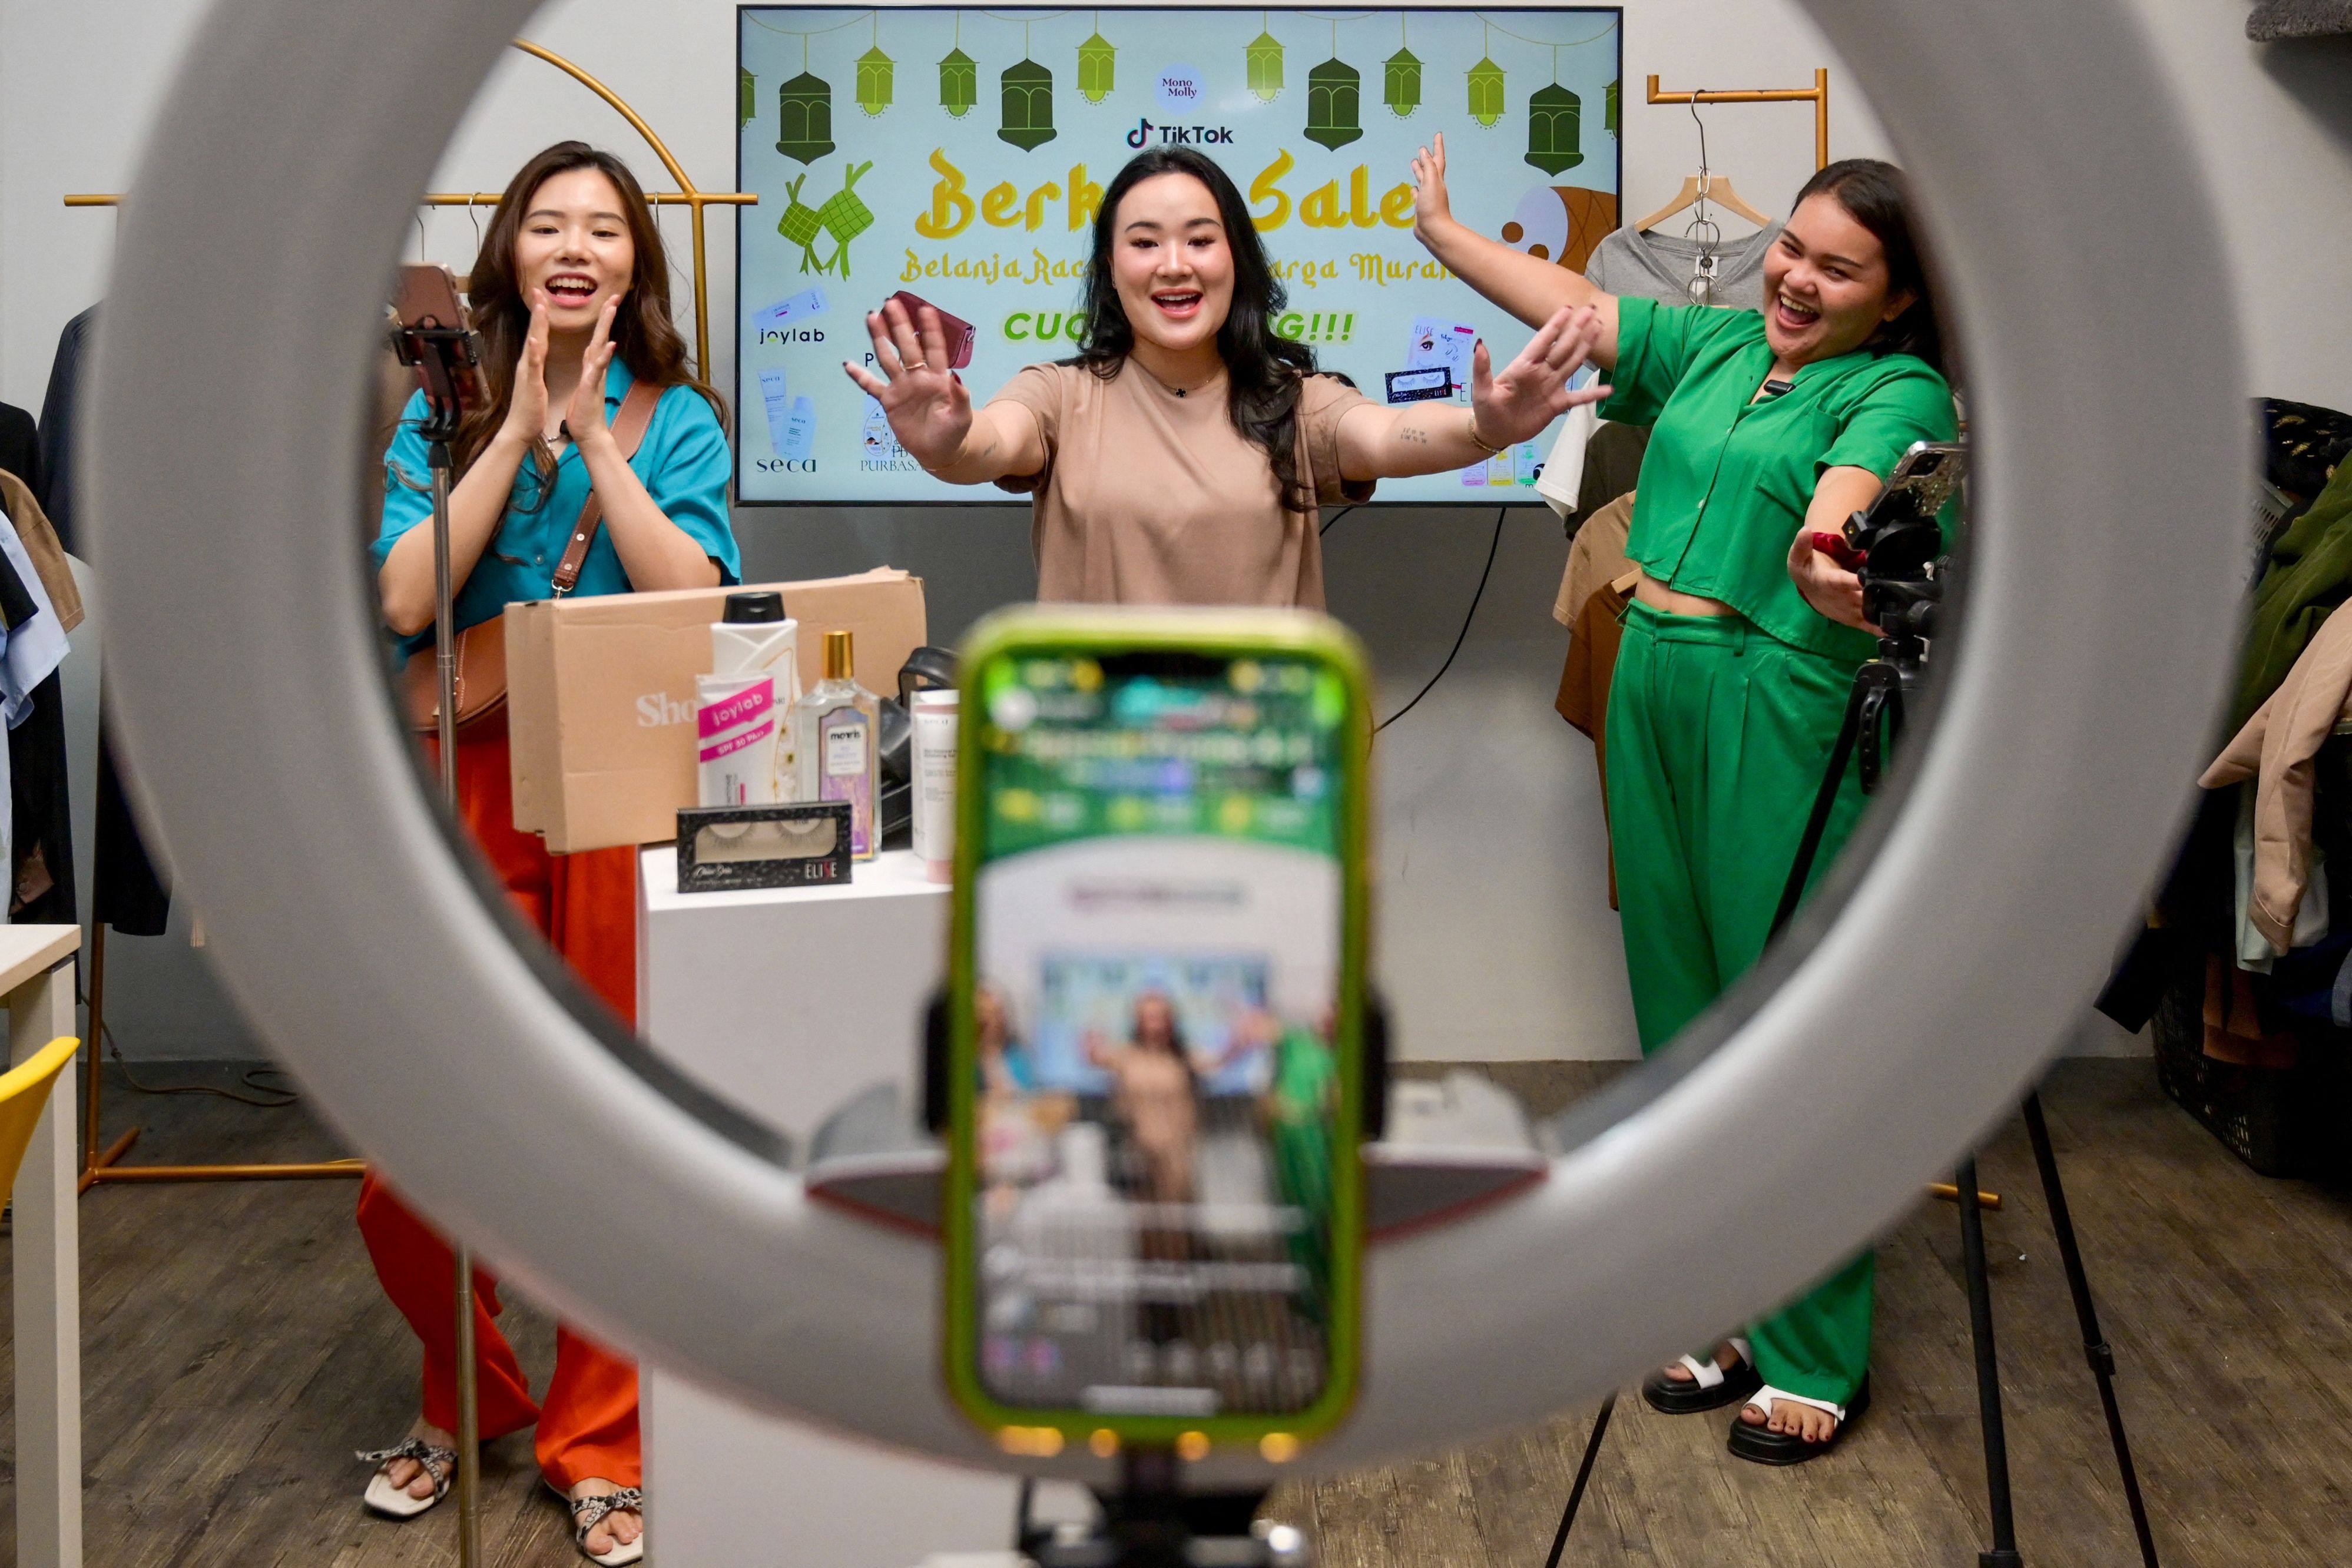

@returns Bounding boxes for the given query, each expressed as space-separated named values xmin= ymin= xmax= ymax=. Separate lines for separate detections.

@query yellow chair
xmin=0 ymin=1037 xmax=81 ymax=1196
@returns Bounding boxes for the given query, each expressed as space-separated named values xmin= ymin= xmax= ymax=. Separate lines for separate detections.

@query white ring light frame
xmin=89 ymin=0 xmax=2242 ymax=1482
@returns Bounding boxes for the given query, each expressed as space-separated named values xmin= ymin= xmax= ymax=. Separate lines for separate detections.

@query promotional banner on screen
xmin=736 ymin=6 xmax=1622 ymax=505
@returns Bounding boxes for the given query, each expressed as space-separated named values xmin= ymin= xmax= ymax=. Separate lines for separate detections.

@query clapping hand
xmin=1469 ymin=305 xmax=1611 ymax=449
xmin=563 ymin=296 xmax=621 ymax=450
xmin=844 ymin=299 xmax=970 ymax=472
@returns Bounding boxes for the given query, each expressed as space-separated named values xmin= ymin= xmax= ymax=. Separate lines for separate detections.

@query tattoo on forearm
xmin=1398 ymin=426 xmax=1430 ymax=445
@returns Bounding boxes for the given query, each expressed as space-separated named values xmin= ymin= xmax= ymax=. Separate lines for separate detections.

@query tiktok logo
xmin=1127 ymin=116 xmax=1234 ymax=148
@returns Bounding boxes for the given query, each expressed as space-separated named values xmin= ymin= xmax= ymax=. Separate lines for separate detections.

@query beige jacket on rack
xmin=2202 ymin=597 xmax=2352 ymax=953
xmin=0 ymin=470 xmax=84 ymax=633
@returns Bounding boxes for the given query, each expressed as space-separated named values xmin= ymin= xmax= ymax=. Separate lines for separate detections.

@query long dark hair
xmin=452 ymin=141 xmax=726 ymax=496
xmin=1791 ymin=158 xmax=1946 ymax=378
xmin=1071 ymin=148 xmax=1319 ymax=512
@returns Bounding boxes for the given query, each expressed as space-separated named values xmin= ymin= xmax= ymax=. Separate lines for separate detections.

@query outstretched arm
xmin=1336 ymin=306 xmax=1609 ymax=481
xmin=1412 ymin=132 xmax=1622 ymax=368
xmin=1787 ymin=465 xmax=1890 ymax=631
xmin=844 ymin=299 xmax=1042 ymax=484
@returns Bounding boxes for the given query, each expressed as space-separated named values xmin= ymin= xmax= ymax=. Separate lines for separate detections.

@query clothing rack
xmin=63 ymin=36 xmax=750 ymax=1188
xmin=65 ymin=37 xmax=756 ymax=378
xmin=1646 ymin=69 xmax=1831 ymax=171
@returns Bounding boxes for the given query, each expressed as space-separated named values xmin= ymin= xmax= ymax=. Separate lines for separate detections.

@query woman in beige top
xmin=844 ymin=147 xmax=1606 ymax=608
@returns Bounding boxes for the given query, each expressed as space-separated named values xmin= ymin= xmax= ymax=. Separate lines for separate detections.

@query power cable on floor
xmin=1376 ymin=505 xmax=1510 ymax=733
xmin=76 ymin=974 xmax=299 ymax=1108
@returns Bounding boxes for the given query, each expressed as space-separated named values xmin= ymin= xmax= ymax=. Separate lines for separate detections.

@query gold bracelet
xmin=1465 ymin=407 xmax=1506 ymax=456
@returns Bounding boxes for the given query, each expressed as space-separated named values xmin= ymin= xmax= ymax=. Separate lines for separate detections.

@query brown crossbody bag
xmin=401 ymin=381 xmax=661 ymax=734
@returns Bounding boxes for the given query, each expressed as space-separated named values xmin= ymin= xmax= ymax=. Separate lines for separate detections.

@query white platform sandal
xmin=1728 ymin=1376 xmax=1870 ymax=1466
xmin=1639 ymin=1335 xmax=1760 ymax=1414
xmin=356 ymin=1437 xmax=456 ymax=1519
xmin=559 ymin=1482 xmax=646 ymax=1566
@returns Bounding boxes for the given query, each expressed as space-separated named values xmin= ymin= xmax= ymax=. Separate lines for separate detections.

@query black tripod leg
xmin=1770 ymin=672 xmax=1876 ymax=940
xmin=1957 ymin=1155 xmax=2024 ymax=1567
xmin=1543 ymin=1393 xmax=1616 ymax=1568
xmin=2020 ymin=1092 xmax=2161 ymax=1568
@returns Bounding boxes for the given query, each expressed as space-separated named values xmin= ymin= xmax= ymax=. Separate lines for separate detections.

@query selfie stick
xmin=1545 ymin=505 xmax=2161 ymax=1567
xmin=389 ymin=311 xmax=486 ymax=1568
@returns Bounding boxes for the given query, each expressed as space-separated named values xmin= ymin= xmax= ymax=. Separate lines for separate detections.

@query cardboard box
xmin=506 ymin=568 xmax=927 ymax=853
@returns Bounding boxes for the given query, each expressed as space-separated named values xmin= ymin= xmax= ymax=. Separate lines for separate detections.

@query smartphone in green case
xmin=942 ymin=607 xmax=1373 ymax=1459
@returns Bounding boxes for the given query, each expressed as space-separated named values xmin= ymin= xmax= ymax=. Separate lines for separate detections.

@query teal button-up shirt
xmin=1599 ymin=297 xmax=1956 ymax=662
xmin=375 ymin=359 xmax=741 ymax=657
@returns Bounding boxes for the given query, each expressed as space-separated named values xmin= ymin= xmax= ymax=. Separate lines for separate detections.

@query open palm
xmin=843 ymin=299 xmax=970 ymax=470
xmin=1471 ymin=305 xmax=1609 ymax=448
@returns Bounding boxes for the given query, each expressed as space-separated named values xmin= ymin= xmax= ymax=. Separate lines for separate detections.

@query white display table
xmin=2 ymin=924 xmax=81 ymax=1568
xmin=636 ymin=848 xmax=1066 ymax=1567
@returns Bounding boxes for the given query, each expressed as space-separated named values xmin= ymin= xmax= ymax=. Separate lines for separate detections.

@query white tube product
xmin=697 ymin=591 xmax=800 ymax=805
xmin=910 ymin=688 xmax=959 ymax=881
xmin=695 ymin=675 xmax=777 ymax=806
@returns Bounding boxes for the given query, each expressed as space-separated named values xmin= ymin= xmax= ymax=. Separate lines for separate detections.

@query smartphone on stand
xmin=939 ymin=607 xmax=1375 ymax=1458
xmin=390 ymin=263 xmax=490 ymax=416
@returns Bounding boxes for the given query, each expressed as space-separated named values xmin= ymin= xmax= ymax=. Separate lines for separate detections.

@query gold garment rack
xmin=1647 ymin=68 xmax=1831 ymax=171
xmin=65 ymin=37 xmax=756 ymax=376
xmin=65 ymin=37 xmax=751 ymax=1190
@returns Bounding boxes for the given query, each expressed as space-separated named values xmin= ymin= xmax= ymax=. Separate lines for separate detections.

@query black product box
xmin=675 ymin=802 xmax=852 ymax=893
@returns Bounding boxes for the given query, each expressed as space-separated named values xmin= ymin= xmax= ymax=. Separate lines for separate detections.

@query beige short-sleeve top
xmin=988 ymin=359 xmax=1375 ymax=608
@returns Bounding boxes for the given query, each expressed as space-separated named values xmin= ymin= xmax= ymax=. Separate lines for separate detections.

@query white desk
xmin=1 ymin=924 xmax=80 ymax=1568
xmin=637 ymin=850 xmax=1064 ymax=1568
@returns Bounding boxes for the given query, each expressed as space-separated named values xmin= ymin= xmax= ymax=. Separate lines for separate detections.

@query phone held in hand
xmin=887 ymin=290 xmax=976 ymax=370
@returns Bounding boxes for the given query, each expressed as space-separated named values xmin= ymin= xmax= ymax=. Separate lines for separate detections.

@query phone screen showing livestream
xmin=970 ymin=649 xmax=1346 ymax=1418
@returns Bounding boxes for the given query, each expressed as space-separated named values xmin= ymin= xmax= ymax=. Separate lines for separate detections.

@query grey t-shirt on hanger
xmin=1584 ymin=221 xmax=1784 ymax=311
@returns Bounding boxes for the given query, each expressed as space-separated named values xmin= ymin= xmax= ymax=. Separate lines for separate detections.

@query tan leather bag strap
xmin=551 ymin=380 xmax=662 ymax=596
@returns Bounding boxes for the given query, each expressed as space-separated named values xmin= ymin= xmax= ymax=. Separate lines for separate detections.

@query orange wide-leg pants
xmin=355 ymin=726 xmax=641 ymax=1491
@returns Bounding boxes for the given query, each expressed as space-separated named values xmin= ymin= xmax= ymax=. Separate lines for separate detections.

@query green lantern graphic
xmin=1305 ymin=58 xmax=1362 ymax=151
xmin=1078 ymin=31 xmax=1115 ymax=104
xmin=999 ymin=58 xmax=1056 ymax=150
xmin=939 ymin=47 xmax=977 ymax=118
xmin=1384 ymin=47 xmax=1421 ymax=118
xmin=1466 ymin=57 xmax=1505 ymax=128
xmin=776 ymin=71 xmax=836 ymax=163
xmin=739 ymin=68 xmax=756 ymax=130
xmin=1246 ymin=29 xmax=1284 ymax=102
xmin=856 ymin=44 xmax=893 ymax=117
xmin=1526 ymin=83 xmax=1583 ymax=174
xmin=1606 ymin=77 xmax=1621 ymax=135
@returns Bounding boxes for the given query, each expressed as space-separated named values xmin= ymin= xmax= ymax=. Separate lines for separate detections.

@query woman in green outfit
xmin=1412 ymin=141 xmax=1955 ymax=1464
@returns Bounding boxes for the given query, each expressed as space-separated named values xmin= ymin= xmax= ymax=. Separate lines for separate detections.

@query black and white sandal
xmin=357 ymin=1437 xmax=456 ymax=1519
xmin=1726 ymin=1376 xmax=1870 ymax=1466
xmin=1639 ymin=1335 xmax=1760 ymax=1414
xmin=559 ymin=1483 xmax=646 ymax=1566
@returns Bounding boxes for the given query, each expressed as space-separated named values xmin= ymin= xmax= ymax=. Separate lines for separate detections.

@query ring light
xmin=85 ymin=0 xmax=2243 ymax=1479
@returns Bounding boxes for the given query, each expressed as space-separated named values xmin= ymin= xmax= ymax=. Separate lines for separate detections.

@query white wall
xmin=1 ymin=0 xmax=2343 ymax=1059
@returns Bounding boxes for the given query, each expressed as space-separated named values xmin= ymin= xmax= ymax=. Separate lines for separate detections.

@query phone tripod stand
xmin=1546 ymin=620 xmax=2161 ymax=1568
xmin=1016 ymin=1456 xmax=1307 ymax=1568
xmin=387 ymin=310 xmax=486 ymax=1568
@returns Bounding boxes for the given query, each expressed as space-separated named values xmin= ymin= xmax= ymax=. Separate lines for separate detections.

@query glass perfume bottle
xmin=794 ymin=629 xmax=882 ymax=860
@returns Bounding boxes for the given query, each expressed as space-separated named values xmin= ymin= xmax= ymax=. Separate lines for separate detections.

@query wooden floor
xmin=1 ymin=1058 xmax=2348 ymax=1566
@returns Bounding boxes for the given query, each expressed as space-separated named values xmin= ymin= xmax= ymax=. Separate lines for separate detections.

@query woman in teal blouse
xmin=1414 ymin=147 xmax=1955 ymax=1464
xmin=362 ymin=141 xmax=738 ymax=1564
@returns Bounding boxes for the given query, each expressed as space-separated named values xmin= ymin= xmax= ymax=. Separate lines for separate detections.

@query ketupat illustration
xmin=776 ymin=173 xmax=832 ymax=274
xmin=816 ymin=162 xmax=877 ymax=276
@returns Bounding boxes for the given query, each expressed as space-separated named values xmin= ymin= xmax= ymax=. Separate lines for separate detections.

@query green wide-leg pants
xmin=1604 ymin=599 xmax=1873 ymax=1408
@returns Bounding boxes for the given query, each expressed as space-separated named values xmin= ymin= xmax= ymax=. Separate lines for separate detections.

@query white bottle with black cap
xmin=694 ymin=590 xmax=800 ymax=805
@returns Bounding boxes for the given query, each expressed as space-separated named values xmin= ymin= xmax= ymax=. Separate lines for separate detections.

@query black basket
xmin=2153 ymin=959 xmax=2352 ymax=1180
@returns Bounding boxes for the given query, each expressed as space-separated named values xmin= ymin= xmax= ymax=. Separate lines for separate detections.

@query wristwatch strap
xmin=551 ymin=379 xmax=662 ymax=596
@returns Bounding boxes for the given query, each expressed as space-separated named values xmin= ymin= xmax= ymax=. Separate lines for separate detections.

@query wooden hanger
xmin=1634 ymin=173 xmax=1773 ymax=234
